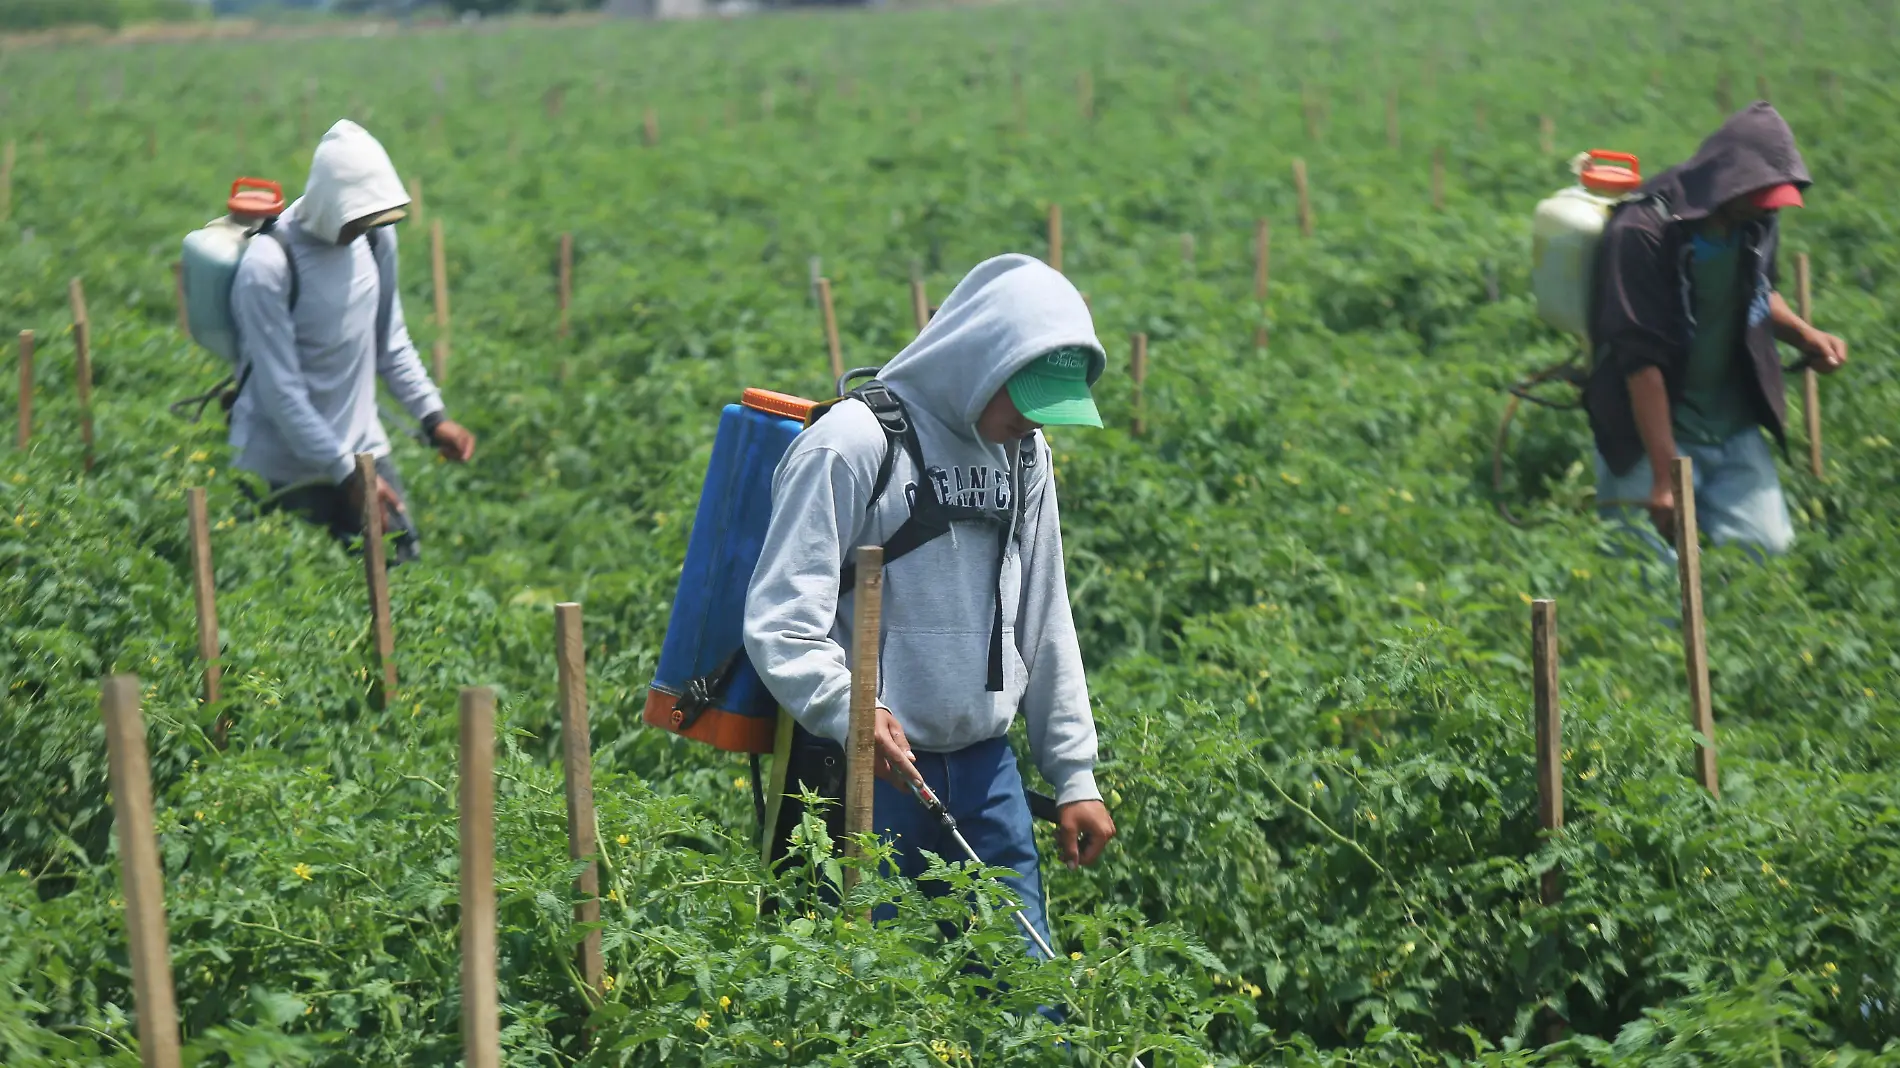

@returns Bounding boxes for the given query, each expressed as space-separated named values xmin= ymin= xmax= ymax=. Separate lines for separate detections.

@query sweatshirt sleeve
xmin=1594 ymin=219 xmax=1676 ymax=378
xmin=1014 ymin=437 xmax=1100 ymax=806
xmin=370 ymin=229 xmax=445 ymax=423
xmin=231 ymin=238 xmax=355 ymax=485
xmin=743 ymin=442 xmax=869 ymax=745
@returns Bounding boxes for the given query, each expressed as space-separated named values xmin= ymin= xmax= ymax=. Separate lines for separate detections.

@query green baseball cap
xmin=1006 ymin=346 xmax=1103 ymax=428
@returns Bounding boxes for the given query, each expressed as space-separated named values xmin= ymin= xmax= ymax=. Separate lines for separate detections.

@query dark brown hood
xmin=1639 ymin=102 xmax=1810 ymax=222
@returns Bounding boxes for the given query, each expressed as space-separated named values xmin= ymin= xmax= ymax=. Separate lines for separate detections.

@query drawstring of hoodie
xmin=984 ymin=441 xmax=1027 ymax=693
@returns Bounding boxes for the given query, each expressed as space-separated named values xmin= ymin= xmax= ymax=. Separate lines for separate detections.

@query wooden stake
xmin=1179 ymin=233 xmax=1195 ymax=265
xmin=558 ymin=232 xmax=573 ymax=339
xmin=843 ymin=545 xmax=884 ymax=894
xmin=16 ymin=330 xmax=30 ymax=449
xmin=1130 ymin=332 xmax=1148 ymax=437
xmin=1756 ymin=73 xmax=1771 ymax=103
xmin=1540 ymin=114 xmax=1555 ymax=155
xmin=1671 ymin=457 xmax=1719 ymax=798
xmin=1797 ymin=252 xmax=1822 ymax=479
xmin=1531 ymin=599 xmax=1562 ymax=906
xmin=1047 ymin=203 xmax=1063 ymax=272
xmin=407 ymin=178 xmax=424 ymax=227
xmin=356 ymin=453 xmax=397 ymax=698
xmin=173 ymin=263 xmax=188 ymax=334
xmin=643 ymin=106 xmax=659 ymax=148
xmin=1432 ymin=146 xmax=1446 ymax=212
xmin=817 ymin=277 xmax=844 ymax=383
xmin=71 ymin=280 xmax=93 ymax=473
xmin=1 ymin=139 xmax=13 ymax=224
xmin=1293 ymin=159 xmax=1313 ymax=238
xmin=187 ymin=487 xmax=222 ymax=712
xmin=1386 ymin=89 xmax=1400 ymax=151
xmin=910 ymin=278 xmax=929 ymax=333
xmin=100 ymin=675 xmax=183 ymax=1068
xmin=433 ymin=340 xmax=448 ymax=385
xmin=458 ymin=687 xmax=500 ymax=1068
xmin=555 ymin=603 xmax=604 ymax=1001
xmin=1253 ymin=218 xmax=1271 ymax=351
xmin=1716 ymin=71 xmax=1733 ymax=113
xmin=430 ymin=219 xmax=449 ymax=382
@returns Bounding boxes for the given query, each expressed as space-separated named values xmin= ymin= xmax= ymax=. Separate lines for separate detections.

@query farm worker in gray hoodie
xmin=745 ymin=253 xmax=1115 ymax=957
xmin=1585 ymin=103 xmax=1846 ymax=558
xmin=230 ymin=120 xmax=476 ymax=566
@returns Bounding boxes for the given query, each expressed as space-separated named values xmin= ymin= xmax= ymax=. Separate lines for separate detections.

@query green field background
xmin=2 ymin=1 xmax=1898 ymax=1064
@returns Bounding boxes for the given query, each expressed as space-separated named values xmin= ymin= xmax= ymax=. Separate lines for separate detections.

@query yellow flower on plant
xmin=694 ymin=1013 xmax=710 ymax=1030
xmin=1761 ymin=861 xmax=1774 ymax=875
xmin=1864 ymin=688 xmax=1876 ymax=698
xmin=1822 ymin=962 xmax=1838 ymax=976
xmin=189 ymin=450 xmax=209 ymax=463
xmin=602 ymin=974 xmax=615 ymax=991
xmin=773 ymin=1039 xmax=784 ymax=1048
xmin=734 ymin=777 xmax=747 ymax=790
xmin=1069 ymin=951 xmax=1082 ymax=960
xmin=719 ymin=995 xmax=731 ymax=1010
xmin=616 ymin=834 xmax=630 ymax=846
xmin=1398 ymin=489 xmax=1414 ymax=502
xmin=1312 ymin=778 xmax=1326 ymax=791
xmin=1280 ymin=471 xmax=1301 ymax=485
xmin=195 ymin=811 xmax=205 ymax=820
xmin=293 ymin=863 xmax=312 ymax=881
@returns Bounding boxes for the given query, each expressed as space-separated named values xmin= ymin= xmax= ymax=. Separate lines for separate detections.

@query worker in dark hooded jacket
xmin=1585 ymin=102 xmax=1846 ymax=557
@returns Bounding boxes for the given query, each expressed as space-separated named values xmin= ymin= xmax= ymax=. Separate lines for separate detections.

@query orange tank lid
xmin=227 ymin=177 xmax=286 ymax=218
xmin=1580 ymin=150 xmax=1642 ymax=195
xmin=742 ymin=387 xmax=817 ymax=421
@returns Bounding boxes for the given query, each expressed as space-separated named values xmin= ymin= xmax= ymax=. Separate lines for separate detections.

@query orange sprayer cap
xmin=741 ymin=388 xmax=817 ymax=421
xmin=1580 ymin=150 xmax=1642 ymax=195
xmin=228 ymin=177 xmax=286 ymax=218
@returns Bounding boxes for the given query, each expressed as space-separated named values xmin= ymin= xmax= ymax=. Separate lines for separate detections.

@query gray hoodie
xmin=230 ymin=120 xmax=442 ymax=486
xmin=743 ymin=255 xmax=1106 ymax=805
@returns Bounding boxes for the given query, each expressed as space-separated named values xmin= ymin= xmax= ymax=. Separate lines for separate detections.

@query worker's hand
xmin=1645 ymin=482 xmax=1677 ymax=543
xmin=1800 ymin=328 xmax=1849 ymax=375
xmin=344 ymin=470 xmax=408 ymax=521
xmin=1056 ymin=799 xmax=1116 ymax=870
xmin=873 ymin=706 xmax=924 ymax=790
xmin=431 ymin=419 xmax=477 ymax=463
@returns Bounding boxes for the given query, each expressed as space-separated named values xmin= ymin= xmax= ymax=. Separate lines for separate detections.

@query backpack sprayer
xmin=902 ymin=778 xmax=1149 ymax=1068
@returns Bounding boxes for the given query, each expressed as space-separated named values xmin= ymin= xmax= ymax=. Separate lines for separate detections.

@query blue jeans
xmin=870 ymin=734 xmax=1054 ymax=961
xmin=1595 ymin=428 xmax=1795 ymax=563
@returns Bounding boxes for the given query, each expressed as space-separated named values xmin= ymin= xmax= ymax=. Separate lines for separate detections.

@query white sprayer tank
xmin=1531 ymin=151 xmax=1642 ymax=339
xmin=180 ymin=178 xmax=287 ymax=364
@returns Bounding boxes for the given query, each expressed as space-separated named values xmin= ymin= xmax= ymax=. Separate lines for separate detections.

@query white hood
xmin=878 ymin=254 xmax=1106 ymax=441
xmin=289 ymin=120 xmax=408 ymax=245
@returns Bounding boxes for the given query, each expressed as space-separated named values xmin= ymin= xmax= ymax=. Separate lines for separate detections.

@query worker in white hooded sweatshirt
xmin=745 ymin=253 xmax=1116 ymax=959
xmin=230 ymin=120 xmax=475 ymax=565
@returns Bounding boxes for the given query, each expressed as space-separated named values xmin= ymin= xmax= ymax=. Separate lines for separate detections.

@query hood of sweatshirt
xmin=288 ymin=120 xmax=409 ymax=245
xmin=1641 ymin=102 xmax=1810 ymax=223
xmin=879 ymin=253 xmax=1105 ymax=451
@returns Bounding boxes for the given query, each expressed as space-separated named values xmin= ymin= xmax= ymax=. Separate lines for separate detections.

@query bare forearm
xmin=1768 ymin=291 xmax=1812 ymax=347
xmin=1626 ymin=366 xmax=1676 ymax=479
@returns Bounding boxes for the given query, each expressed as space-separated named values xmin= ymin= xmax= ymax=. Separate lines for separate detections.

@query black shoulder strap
xmin=259 ymin=216 xmax=300 ymax=312
xmin=231 ymin=223 xmax=394 ymax=413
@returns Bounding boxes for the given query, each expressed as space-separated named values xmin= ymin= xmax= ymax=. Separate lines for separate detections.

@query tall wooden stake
xmin=1254 ymin=218 xmax=1271 ymax=350
xmin=1531 ymin=599 xmax=1562 ymax=905
xmin=1797 ymin=252 xmax=1822 ymax=478
xmin=817 ymin=277 xmax=844 ymax=382
xmin=1671 ymin=457 xmax=1719 ymax=798
xmin=70 ymin=279 xmax=93 ymax=473
xmin=555 ymin=604 xmax=604 ymax=1001
xmin=1540 ymin=114 xmax=1556 ymax=155
xmin=643 ymin=107 xmax=660 ymax=147
xmin=1179 ymin=232 xmax=1195 ymax=265
xmin=1130 ymin=332 xmax=1149 ymax=437
xmin=15 ymin=330 xmax=30 ymax=449
xmin=101 ymin=675 xmax=183 ymax=1068
xmin=187 ymin=487 xmax=223 ymax=713
xmin=356 ymin=453 xmax=397 ymax=699
xmin=431 ymin=219 xmax=450 ymax=381
xmin=558 ymin=232 xmax=573 ymax=340
xmin=1293 ymin=159 xmax=1313 ymax=238
xmin=459 ymin=687 xmax=500 ymax=1068
xmin=1048 ymin=203 xmax=1064 ymax=272
xmin=910 ymin=277 xmax=929 ymax=333
xmin=1 ymin=139 xmax=14 ymax=224
xmin=843 ymin=545 xmax=884 ymax=894
xmin=407 ymin=177 xmax=425 ymax=227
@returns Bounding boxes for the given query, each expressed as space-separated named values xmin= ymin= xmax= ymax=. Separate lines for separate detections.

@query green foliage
xmin=2 ymin=0 xmax=1899 ymax=1064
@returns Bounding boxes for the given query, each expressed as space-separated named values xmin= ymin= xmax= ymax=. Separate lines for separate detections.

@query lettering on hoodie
xmin=926 ymin=463 xmax=1014 ymax=512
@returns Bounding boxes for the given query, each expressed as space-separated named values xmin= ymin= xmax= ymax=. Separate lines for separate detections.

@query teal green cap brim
xmin=1007 ymin=370 xmax=1104 ymax=428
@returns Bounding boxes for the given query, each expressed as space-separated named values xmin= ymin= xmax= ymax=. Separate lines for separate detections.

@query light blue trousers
xmin=1595 ymin=429 xmax=1796 ymax=562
